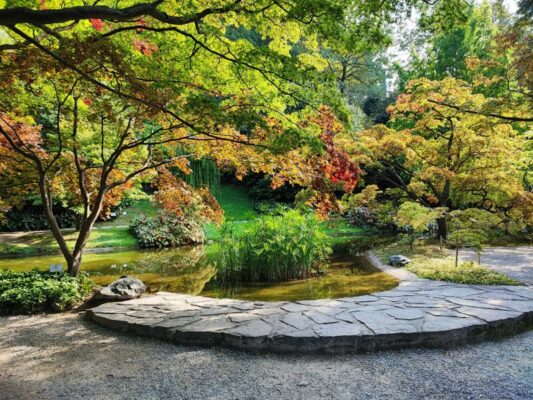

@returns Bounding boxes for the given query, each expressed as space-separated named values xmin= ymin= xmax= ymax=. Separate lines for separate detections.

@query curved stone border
xmin=88 ymin=252 xmax=533 ymax=353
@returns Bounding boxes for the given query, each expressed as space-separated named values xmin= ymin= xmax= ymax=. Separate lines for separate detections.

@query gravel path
xmin=460 ymin=246 xmax=533 ymax=285
xmin=1 ymin=313 xmax=531 ymax=400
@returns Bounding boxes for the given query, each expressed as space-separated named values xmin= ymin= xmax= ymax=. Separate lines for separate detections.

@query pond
xmin=0 ymin=242 xmax=398 ymax=302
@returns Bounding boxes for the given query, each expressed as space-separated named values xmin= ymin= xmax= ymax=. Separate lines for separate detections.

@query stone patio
xmin=88 ymin=252 xmax=533 ymax=352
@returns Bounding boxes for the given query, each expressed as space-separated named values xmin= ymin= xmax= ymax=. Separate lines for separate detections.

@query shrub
xmin=216 ymin=210 xmax=331 ymax=285
xmin=0 ymin=270 xmax=94 ymax=314
xmin=0 ymin=202 xmax=76 ymax=232
xmin=130 ymin=211 xmax=205 ymax=248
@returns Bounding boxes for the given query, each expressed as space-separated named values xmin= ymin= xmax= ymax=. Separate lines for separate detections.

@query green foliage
xmin=172 ymin=149 xmax=221 ymax=195
xmin=342 ymin=184 xmax=396 ymax=229
xmin=398 ymin=1 xmax=495 ymax=89
xmin=395 ymin=202 xmax=444 ymax=250
xmin=0 ymin=269 xmax=94 ymax=314
xmin=0 ymin=202 xmax=77 ymax=232
xmin=215 ymin=184 xmax=257 ymax=221
xmin=405 ymin=260 xmax=519 ymax=285
xmin=130 ymin=211 xmax=205 ymax=248
xmin=216 ymin=210 xmax=331 ymax=285
xmin=448 ymin=208 xmax=498 ymax=251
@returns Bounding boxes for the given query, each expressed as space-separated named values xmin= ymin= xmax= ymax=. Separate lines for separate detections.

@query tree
xmin=356 ymin=76 xmax=532 ymax=238
xmin=448 ymin=208 xmax=499 ymax=265
xmin=0 ymin=1 xmax=485 ymax=275
xmin=394 ymin=201 xmax=444 ymax=251
xmin=397 ymin=1 xmax=496 ymax=90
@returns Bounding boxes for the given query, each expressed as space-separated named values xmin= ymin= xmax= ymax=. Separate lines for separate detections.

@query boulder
xmin=94 ymin=276 xmax=146 ymax=301
xmin=389 ymin=255 xmax=411 ymax=268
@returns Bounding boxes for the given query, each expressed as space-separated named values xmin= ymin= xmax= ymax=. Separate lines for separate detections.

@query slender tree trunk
xmin=38 ymin=174 xmax=73 ymax=268
xmin=69 ymin=187 xmax=107 ymax=276
xmin=69 ymin=225 xmax=93 ymax=277
xmin=437 ymin=217 xmax=447 ymax=240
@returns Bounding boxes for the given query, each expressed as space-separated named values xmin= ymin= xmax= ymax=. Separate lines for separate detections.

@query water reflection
xmin=0 ymin=242 xmax=398 ymax=301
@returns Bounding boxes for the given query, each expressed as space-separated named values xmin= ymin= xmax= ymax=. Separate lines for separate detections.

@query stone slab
xmin=87 ymin=252 xmax=533 ymax=353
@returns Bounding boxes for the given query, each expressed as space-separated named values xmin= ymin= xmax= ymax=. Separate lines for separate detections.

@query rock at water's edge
xmin=94 ymin=276 xmax=146 ymax=300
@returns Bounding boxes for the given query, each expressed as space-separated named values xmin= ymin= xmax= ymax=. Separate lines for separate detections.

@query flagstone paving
xmin=88 ymin=276 xmax=533 ymax=352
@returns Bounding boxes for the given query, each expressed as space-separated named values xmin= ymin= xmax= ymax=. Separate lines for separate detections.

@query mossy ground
xmin=374 ymin=240 xmax=519 ymax=285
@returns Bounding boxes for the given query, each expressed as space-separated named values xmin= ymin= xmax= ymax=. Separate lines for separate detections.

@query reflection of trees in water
xmin=335 ymin=235 xmax=395 ymax=257
xmin=110 ymin=246 xmax=207 ymax=275
xmin=168 ymin=265 xmax=217 ymax=295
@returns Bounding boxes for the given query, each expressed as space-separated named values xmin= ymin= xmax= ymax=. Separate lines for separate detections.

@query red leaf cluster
xmin=90 ymin=19 xmax=105 ymax=32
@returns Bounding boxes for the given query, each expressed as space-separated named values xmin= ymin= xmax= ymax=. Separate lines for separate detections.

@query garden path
xmin=459 ymin=246 xmax=533 ymax=285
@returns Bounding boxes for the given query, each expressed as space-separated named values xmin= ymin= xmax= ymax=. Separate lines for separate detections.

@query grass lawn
xmin=0 ymin=227 xmax=136 ymax=257
xmin=96 ymin=198 xmax=159 ymax=227
xmin=374 ymin=240 xmax=519 ymax=285
xmin=0 ymin=184 xmax=377 ymax=255
xmin=216 ymin=184 xmax=258 ymax=221
xmin=0 ymin=197 xmax=156 ymax=256
xmin=204 ymin=184 xmax=258 ymax=241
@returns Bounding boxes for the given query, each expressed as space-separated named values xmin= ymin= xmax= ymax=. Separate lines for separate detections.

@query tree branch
xmin=428 ymin=99 xmax=533 ymax=122
xmin=0 ymin=1 xmax=245 ymax=27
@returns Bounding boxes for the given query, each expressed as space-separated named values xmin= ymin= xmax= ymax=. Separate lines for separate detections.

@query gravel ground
xmin=0 ymin=313 xmax=532 ymax=400
xmin=459 ymin=247 xmax=533 ymax=285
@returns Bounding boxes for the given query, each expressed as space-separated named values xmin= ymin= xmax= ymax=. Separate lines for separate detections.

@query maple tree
xmin=356 ymin=76 xmax=532 ymax=239
xmin=0 ymin=0 xmax=412 ymax=275
xmin=395 ymin=202 xmax=444 ymax=250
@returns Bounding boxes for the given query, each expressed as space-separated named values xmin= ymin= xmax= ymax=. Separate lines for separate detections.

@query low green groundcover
xmin=0 ymin=269 xmax=94 ymax=314
xmin=406 ymin=260 xmax=520 ymax=285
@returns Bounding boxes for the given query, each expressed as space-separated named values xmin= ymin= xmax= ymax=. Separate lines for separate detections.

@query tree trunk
xmin=68 ymin=188 xmax=106 ymax=276
xmin=68 ymin=218 xmax=96 ymax=276
xmin=38 ymin=174 xmax=73 ymax=268
xmin=69 ymin=250 xmax=83 ymax=277
xmin=437 ymin=217 xmax=447 ymax=240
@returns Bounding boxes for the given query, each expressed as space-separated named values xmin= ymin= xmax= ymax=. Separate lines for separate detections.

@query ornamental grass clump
xmin=217 ymin=210 xmax=331 ymax=285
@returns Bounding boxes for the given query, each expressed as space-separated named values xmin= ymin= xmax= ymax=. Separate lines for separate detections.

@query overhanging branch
xmin=0 ymin=1 xmax=245 ymax=27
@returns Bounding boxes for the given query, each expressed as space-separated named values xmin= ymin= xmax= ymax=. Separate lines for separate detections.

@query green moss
xmin=405 ymin=260 xmax=519 ymax=285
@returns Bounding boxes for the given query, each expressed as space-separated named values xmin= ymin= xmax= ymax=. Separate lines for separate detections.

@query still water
xmin=0 ymin=244 xmax=398 ymax=301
